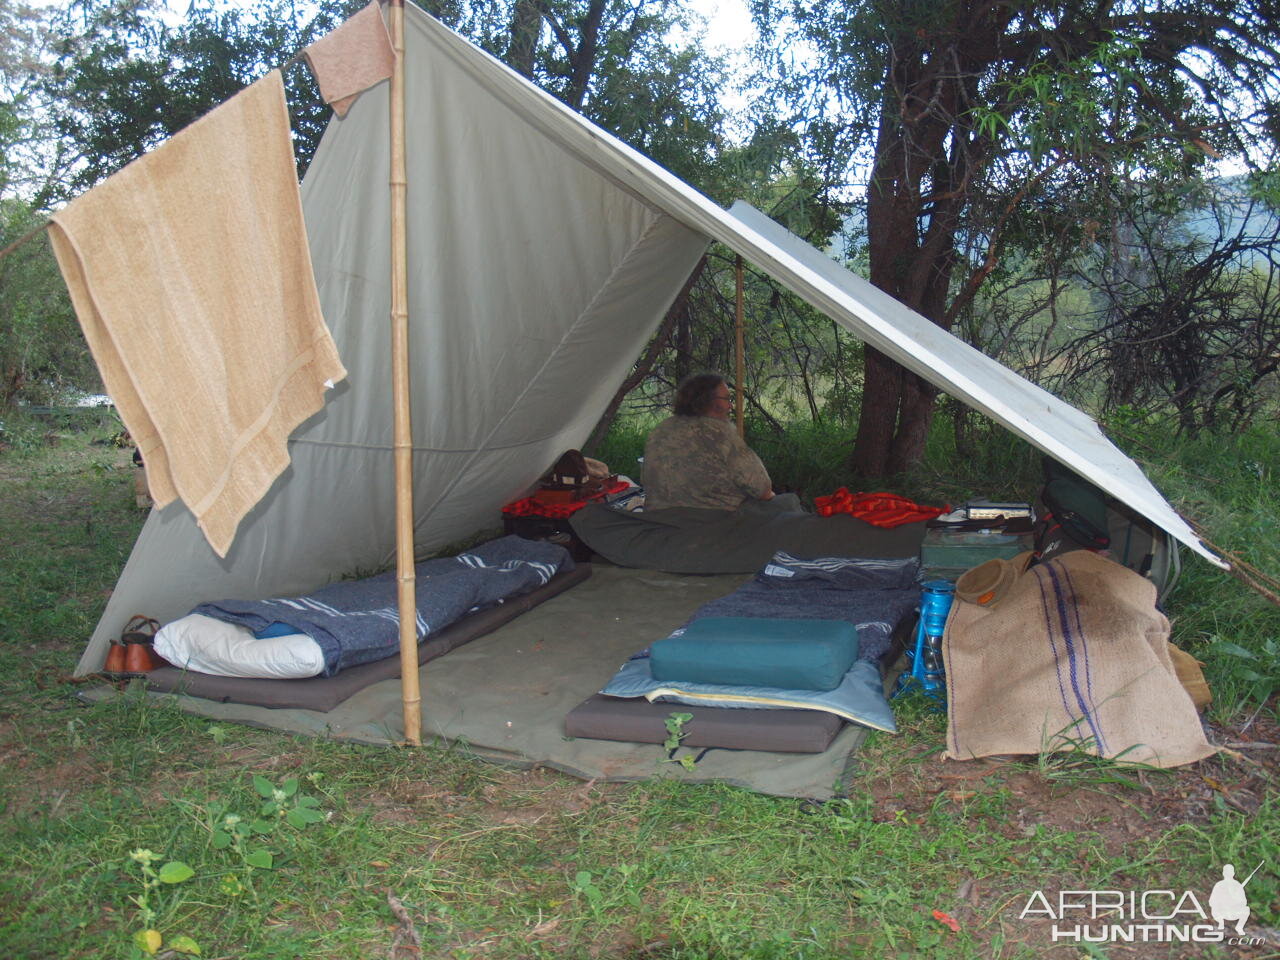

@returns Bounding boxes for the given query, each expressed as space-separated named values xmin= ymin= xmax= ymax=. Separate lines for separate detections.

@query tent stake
xmin=388 ymin=0 xmax=421 ymax=747
xmin=734 ymin=254 xmax=745 ymax=438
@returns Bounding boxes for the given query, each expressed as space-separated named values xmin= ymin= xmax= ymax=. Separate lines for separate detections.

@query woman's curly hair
xmin=672 ymin=372 xmax=726 ymax=417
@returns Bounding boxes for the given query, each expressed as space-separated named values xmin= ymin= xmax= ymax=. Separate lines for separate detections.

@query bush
xmin=1120 ymin=420 xmax=1280 ymax=720
xmin=0 ymin=200 xmax=100 ymax=410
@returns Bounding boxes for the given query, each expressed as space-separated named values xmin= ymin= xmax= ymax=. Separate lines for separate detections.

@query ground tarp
xmin=83 ymin=565 xmax=880 ymax=800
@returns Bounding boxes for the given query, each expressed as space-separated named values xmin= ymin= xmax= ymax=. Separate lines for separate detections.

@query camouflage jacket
xmin=642 ymin=415 xmax=772 ymax=511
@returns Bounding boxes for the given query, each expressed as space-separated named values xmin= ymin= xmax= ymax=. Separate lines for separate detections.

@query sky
xmin=144 ymin=0 xmax=763 ymax=118
xmin=686 ymin=0 xmax=756 ymax=56
xmin=148 ymin=0 xmax=757 ymax=46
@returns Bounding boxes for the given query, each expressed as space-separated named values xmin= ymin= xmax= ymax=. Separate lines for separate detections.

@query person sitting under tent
xmin=642 ymin=372 xmax=794 ymax=513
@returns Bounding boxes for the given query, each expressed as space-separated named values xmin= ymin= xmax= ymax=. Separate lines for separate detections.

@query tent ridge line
xmin=289 ymin=435 xmax=569 ymax=454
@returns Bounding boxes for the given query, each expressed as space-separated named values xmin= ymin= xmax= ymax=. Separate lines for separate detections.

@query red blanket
xmin=814 ymin=489 xmax=945 ymax=528
xmin=503 ymin=478 xmax=632 ymax=519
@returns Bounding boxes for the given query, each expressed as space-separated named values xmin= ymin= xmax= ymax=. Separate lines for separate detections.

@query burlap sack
xmin=1168 ymin=643 xmax=1213 ymax=712
xmin=944 ymin=551 xmax=1215 ymax=768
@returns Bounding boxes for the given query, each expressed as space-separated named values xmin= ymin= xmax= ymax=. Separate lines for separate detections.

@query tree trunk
xmin=505 ymin=0 xmax=541 ymax=78
xmin=565 ymin=0 xmax=607 ymax=110
xmin=583 ymin=255 xmax=708 ymax=454
xmin=849 ymin=3 xmax=992 ymax=478
xmin=888 ymin=372 xmax=940 ymax=475
xmin=851 ymin=347 xmax=902 ymax=477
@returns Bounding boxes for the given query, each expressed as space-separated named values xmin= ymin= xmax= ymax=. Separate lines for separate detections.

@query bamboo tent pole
xmin=387 ymin=0 xmax=421 ymax=747
xmin=734 ymin=254 xmax=746 ymax=438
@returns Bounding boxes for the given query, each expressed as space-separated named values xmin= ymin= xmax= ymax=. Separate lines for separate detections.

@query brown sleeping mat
xmin=564 ymin=694 xmax=845 ymax=754
xmin=144 ymin=564 xmax=593 ymax=712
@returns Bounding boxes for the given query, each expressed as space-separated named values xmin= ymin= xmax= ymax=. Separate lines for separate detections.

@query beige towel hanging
xmin=50 ymin=70 xmax=346 ymax=558
xmin=303 ymin=0 xmax=396 ymax=117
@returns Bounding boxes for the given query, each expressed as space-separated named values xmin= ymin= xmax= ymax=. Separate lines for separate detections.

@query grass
xmin=1105 ymin=418 xmax=1280 ymax=723
xmin=1 ymin=417 xmax=1278 ymax=958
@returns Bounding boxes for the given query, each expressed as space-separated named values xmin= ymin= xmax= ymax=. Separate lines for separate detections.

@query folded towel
xmin=50 ymin=71 xmax=346 ymax=558
xmin=303 ymin=0 xmax=396 ymax=117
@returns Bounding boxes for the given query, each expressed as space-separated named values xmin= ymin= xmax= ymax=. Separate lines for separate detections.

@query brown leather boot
xmin=124 ymin=640 xmax=163 ymax=674
xmin=103 ymin=640 xmax=127 ymax=676
xmin=119 ymin=615 xmax=165 ymax=675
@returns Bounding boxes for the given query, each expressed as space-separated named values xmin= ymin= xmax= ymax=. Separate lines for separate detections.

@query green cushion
xmin=650 ymin=617 xmax=859 ymax=691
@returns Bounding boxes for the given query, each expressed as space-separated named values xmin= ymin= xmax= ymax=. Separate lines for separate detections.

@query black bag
xmin=1033 ymin=458 xmax=1181 ymax=600
xmin=1034 ymin=459 xmax=1111 ymax=558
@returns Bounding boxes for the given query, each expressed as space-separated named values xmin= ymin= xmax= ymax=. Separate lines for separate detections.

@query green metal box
xmin=920 ymin=527 xmax=1035 ymax=580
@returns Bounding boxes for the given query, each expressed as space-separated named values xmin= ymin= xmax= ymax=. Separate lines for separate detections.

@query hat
xmin=955 ymin=556 xmax=1019 ymax=607
xmin=543 ymin=449 xmax=591 ymax=490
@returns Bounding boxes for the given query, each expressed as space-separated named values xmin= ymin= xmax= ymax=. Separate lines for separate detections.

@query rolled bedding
xmin=161 ymin=535 xmax=573 ymax=678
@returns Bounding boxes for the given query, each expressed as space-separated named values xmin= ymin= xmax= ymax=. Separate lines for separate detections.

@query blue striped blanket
xmin=194 ymin=536 xmax=572 ymax=676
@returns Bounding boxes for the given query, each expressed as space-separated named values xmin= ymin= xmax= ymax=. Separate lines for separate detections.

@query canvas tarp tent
xmin=78 ymin=4 xmax=1220 ymax=677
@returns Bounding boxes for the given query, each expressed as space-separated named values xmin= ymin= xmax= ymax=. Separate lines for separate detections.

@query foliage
xmin=1208 ymin=638 xmax=1280 ymax=711
xmin=747 ymin=0 xmax=1280 ymax=475
xmin=40 ymin=0 xmax=361 ymax=199
xmin=1061 ymin=177 xmax=1280 ymax=432
xmin=591 ymin=413 xmax=653 ymax=474
xmin=0 ymin=199 xmax=97 ymax=409
xmin=0 ymin=0 xmax=60 ymax=199
xmin=472 ymin=0 xmax=729 ymax=188
xmin=1119 ymin=420 xmax=1280 ymax=721
xmin=36 ymin=0 xmax=730 ymax=203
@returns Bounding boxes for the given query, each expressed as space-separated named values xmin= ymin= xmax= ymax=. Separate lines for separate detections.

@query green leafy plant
xmin=1207 ymin=636 xmax=1280 ymax=707
xmin=118 ymin=773 xmax=331 ymax=955
xmin=125 ymin=848 xmax=199 ymax=957
xmin=569 ymin=869 xmax=603 ymax=912
xmin=661 ymin=711 xmax=697 ymax=770
xmin=568 ymin=864 xmax=643 ymax=920
xmin=203 ymin=775 xmax=326 ymax=897
xmin=253 ymin=773 xmax=327 ymax=829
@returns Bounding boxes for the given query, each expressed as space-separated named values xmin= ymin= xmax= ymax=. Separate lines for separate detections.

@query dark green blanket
xmin=570 ymin=496 xmax=926 ymax=573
